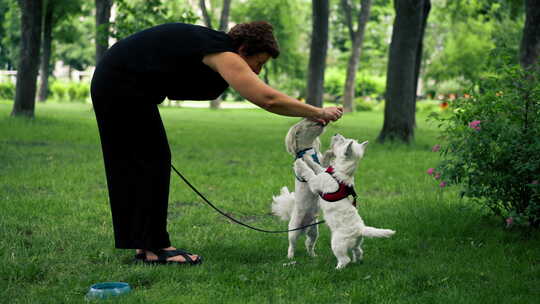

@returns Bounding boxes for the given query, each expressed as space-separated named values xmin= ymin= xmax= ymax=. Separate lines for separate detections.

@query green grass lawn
xmin=1 ymin=101 xmax=539 ymax=304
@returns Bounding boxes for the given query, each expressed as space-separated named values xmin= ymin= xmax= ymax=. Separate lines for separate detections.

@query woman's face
xmin=240 ymin=52 xmax=271 ymax=75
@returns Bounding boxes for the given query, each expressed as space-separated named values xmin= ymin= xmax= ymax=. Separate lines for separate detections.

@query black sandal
xmin=141 ymin=249 xmax=202 ymax=265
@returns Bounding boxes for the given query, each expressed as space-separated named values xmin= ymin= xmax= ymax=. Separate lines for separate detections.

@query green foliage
xmin=425 ymin=79 xmax=464 ymax=97
xmin=424 ymin=0 xmax=524 ymax=90
xmin=444 ymin=0 xmax=523 ymax=22
xmin=323 ymin=68 xmax=345 ymax=100
xmin=354 ymin=97 xmax=377 ymax=112
xmin=0 ymin=81 xmax=14 ymax=100
xmin=53 ymin=0 xmax=93 ymax=71
xmin=431 ymin=64 xmax=540 ymax=227
xmin=486 ymin=17 xmax=523 ymax=70
xmin=111 ymin=0 xmax=198 ymax=39
xmin=0 ymin=0 xmax=92 ymax=71
xmin=233 ymin=0 xmax=309 ymax=96
xmin=426 ymin=20 xmax=495 ymax=86
xmin=50 ymin=81 xmax=90 ymax=102
xmin=330 ymin=0 xmax=393 ymax=74
xmin=417 ymin=100 xmax=446 ymax=114
xmin=356 ymin=72 xmax=385 ymax=97
xmin=0 ymin=0 xmax=20 ymax=70
xmin=0 ymin=0 xmax=13 ymax=69
xmin=324 ymin=68 xmax=386 ymax=101
xmin=0 ymin=0 xmax=90 ymax=71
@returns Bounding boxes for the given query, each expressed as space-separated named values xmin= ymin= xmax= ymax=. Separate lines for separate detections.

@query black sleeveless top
xmin=91 ymin=23 xmax=235 ymax=102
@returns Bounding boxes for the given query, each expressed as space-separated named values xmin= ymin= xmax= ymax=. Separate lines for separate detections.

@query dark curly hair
xmin=227 ymin=21 xmax=280 ymax=58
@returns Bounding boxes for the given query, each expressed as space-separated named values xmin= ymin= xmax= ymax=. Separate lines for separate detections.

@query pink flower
xmin=427 ymin=168 xmax=435 ymax=175
xmin=432 ymin=144 xmax=441 ymax=152
xmin=506 ymin=217 xmax=513 ymax=228
xmin=469 ymin=120 xmax=481 ymax=131
xmin=435 ymin=173 xmax=441 ymax=180
xmin=439 ymin=181 xmax=447 ymax=188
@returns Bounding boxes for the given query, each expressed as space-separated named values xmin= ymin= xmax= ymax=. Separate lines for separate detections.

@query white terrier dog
xmin=271 ymin=119 xmax=329 ymax=259
xmin=293 ymin=134 xmax=395 ymax=269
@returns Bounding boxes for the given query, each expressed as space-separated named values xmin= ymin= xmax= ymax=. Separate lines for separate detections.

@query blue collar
xmin=295 ymin=148 xmax=320 ymax=182
xmin=295 ymin=148 xmax=321 ymax=164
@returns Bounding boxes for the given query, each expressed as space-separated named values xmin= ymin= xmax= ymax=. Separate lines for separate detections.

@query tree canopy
xmin=3 ymin=0 xmax=538 ymax=135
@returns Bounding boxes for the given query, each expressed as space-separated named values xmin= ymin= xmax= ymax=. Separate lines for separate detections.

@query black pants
xmin=91 ymin=95 xmax=172 ymax=249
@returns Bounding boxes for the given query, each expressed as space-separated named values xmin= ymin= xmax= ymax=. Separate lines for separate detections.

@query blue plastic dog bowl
xmin=86 ymin=282 xmax=132 ymax=300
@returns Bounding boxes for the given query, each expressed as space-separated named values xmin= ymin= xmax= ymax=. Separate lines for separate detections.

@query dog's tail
xmin=271 ymin=187 xmax=295 ymax=221
xmin=361 ymin=226 xmax=396 ymax=238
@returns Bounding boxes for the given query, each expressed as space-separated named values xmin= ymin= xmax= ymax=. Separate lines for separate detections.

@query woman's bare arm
xmin=203 ymin=52 xmax=342 ymax=122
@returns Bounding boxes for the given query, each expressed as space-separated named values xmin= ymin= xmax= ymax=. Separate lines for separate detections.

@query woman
xmin=90 ymin=21 xmax=343 ymax=265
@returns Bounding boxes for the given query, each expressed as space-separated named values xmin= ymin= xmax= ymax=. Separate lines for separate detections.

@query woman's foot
xmin=135 ymin=247 xmax=200 ymax=264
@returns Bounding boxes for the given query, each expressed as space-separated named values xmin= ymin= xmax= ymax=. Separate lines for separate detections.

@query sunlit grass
xmin=1 ymin=101 xmax=539 ymax=304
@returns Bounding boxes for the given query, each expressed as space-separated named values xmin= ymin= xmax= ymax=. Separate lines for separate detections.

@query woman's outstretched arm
xmin=203 ymin=52 xmax=342 ymax=123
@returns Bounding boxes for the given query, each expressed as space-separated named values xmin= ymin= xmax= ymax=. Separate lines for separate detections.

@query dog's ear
xmin=359 ymin=140 xmax=369 ymax=150
xmin=344 ymin=141 xmax=355 ymax=157
xmin=313 ymin=137 xmax=321 ymax=152
xmin=285 ymin=124 xmax=298 ymax=155
xmin=354 ymin=140 xmax=369 ymax=157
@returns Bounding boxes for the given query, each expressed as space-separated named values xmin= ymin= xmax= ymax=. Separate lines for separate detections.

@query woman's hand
xmin=313 ymin=106 xmax=343 ymax=125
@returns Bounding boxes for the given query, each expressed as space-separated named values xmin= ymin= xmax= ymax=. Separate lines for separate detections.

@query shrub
xmin=72 ymin=82 xmax=90 ymax=101
xmin=355 ymin=73 xmax=385 ymax=98
xmin=50 ymin=81 xmax=90 ymax=102
xmin=0 ymin=82 xmax=15 ymax=100
xmin=416 ymin=100 xmax=450 ymax=114
xmin=430 ymin=64 xmax=540 ymax=228
xmin=425 ymin=78 xmax=465 ymax=99
xmin=354 ymin=97 xmax=376 ymax=112
xmin=324 ymin=68 xmax=345 ymax=101
xmin=324 ymin=69 xmax=386 ymax=102
xmin=50 ymin=81 xmax=67 ymax=101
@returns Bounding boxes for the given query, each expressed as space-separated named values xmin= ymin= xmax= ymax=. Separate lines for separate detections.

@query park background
xmin=1 ymin=0 xmax=539 ymax=303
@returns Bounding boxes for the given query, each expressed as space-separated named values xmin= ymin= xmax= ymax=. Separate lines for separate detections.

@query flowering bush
xmin=430 ymin=64 xmax=540 ymax=228
xmin=427 ymin=166 xmax=446 ymax=188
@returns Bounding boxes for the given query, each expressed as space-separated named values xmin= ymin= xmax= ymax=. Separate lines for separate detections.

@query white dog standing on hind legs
xmin=271 ymin=119 xmax=331 ymax=259
xmin=293 ymin=134 xmax=396 ymax=269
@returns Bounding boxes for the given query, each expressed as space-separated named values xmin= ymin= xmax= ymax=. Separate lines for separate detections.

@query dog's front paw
xmin=321 ymin=149 xmax=335 ymax=167
xmin=293 ymin=159 xmax=310 ymax=180
xmin=303 ymin=154 xmax=324 ymax=174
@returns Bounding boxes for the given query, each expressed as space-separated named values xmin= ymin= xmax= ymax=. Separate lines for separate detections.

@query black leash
xmin=171 ymin=164 xmax=325 ymax=233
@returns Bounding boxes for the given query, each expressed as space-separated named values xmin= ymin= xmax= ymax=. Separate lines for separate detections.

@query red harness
xmin=320 ymin=167 xmax=357 ymax=207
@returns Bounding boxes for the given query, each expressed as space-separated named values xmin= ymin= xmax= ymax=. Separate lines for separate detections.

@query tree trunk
xmin=520 ymin=0 xmax=540 ymax=70
xmin=199 ymin=0 xmax=213 ymax=29
xmin=38 ymin=0 xmax=54 ymax=102
xmin=11 ymin=0 xmax=43 ymax=118
xmin=411 ymin=0 xmax=430 ymax=127
xmin=208 ymin=0 xmax=233 ymax=109
xmin=342 ymin=0 xmax=372 ymax=113
xmin=219 ymin=0 xmax=232 ymax=32
xmin=198 ymin=0 xmax=217 ymax=107
xmin=377 ymin=0 xmax=430 ymax=144
xmin=306 ymin=0 xmax=329 ymax=107
xmin=95 ymin=0 xmax=112 ymax=64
